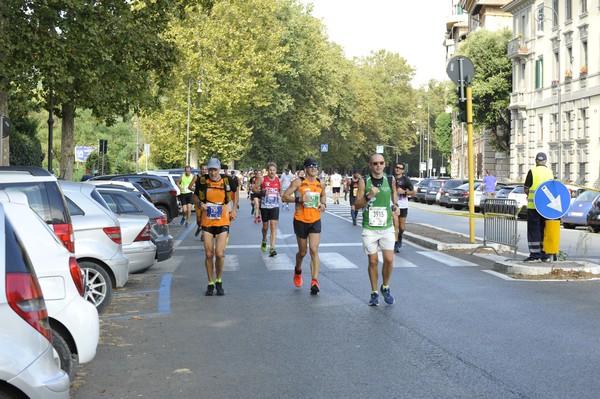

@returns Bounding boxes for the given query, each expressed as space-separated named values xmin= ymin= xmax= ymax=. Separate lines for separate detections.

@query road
xmin=71 ymin=198 xmax=600 ymax=399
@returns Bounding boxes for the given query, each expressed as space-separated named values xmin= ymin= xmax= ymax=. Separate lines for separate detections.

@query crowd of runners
xmin=177 ymin=155 xmax=415 ymax=306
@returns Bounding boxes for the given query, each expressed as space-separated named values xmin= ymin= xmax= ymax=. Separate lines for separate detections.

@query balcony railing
xmin=507 ymin=36 xmax=529 ymax=58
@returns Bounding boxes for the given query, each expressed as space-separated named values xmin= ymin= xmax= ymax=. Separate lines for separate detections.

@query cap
xmin=535 ymin=152 xmax=547 ymax=162
xmin=303 ymin=158 xmax=318 ymax=168
xmin=207 ymin=158 xmax=221 ymax=169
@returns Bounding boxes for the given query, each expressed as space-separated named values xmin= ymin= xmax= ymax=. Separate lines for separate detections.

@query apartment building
xmin=504 ymin=0 xmax=599 ymax=188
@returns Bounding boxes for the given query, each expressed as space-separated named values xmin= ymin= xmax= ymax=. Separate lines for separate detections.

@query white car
xmin=117 ymin=214 xmax=156 ymax=273
xmin=0 ymin=203 xmax=70 ymax=399
xmin=1 ymin=193 xmax=99 ymax=378
xmin=60 ymin=181 xmax=130 ymax=312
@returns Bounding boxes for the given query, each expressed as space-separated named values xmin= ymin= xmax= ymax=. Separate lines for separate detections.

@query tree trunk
xmin=60 ymin=103 xmax=75 ymax=181
xmin=0 ymin=90 xmax=9 ymax=166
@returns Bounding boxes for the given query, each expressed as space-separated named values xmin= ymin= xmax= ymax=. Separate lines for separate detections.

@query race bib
xmin=265 ymin=193 xmax=278 ymax=205
xmin=352 ymin=188 xmax=358 ymax=197
xmin=304 ymin=192 xmax=320 ymax=208
xmin=205 ymin=204 xmax=223 ymax=220
xmin=368 ymin=207 xmax=387 ymax=227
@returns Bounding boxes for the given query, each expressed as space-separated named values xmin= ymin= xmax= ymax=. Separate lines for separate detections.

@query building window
xmin=566 ymin=47 xmax=573 ymax=71
xmin=535 ymin=58 xmax=543 ymax=89
xmin=566 ymin=0 xmax=573 ymax=20
xmin=551 ymin=162 xmax=558 ymax=177
xmin=582 ymin=41 xmax=588 ymax=68
xmin=552 ymin=113 xmax=558 ymax=141
xmin=538 ymin=115 xmax=544 ymax=143
xmin=552 ymin=0 xmax=559 ymax=26
xmin=564 ymin=162 xmax=572 ymax=182
xmin=581 ymin=108 xmax=589 ymax=137
xmin=578 ymin=162 xmax=587 ymax=184
xmin=520 ymin=62 xmax=526 ymax=89
xmin=566 ymin=111 xmax=572 ymax=139
xmin=537 ymin=5 xmax=545 ymax=32
xmin=554 ymin=51 xmax=559 ymax=80
xmin=581 ymin=0 xmax=587 ymax=13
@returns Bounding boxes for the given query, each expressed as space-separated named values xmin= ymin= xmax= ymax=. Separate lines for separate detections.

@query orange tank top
xmin=202 ymin=178 xmax=230 ymax=227
xmin=294 ymin=178 xmax=322 ymax=224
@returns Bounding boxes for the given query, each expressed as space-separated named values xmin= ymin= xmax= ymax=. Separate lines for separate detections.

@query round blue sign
xmin=533 ymin=180 xmax=571 ymax=219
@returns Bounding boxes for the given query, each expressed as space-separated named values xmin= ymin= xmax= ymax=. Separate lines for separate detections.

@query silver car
xmin=117 ymin=214 xmax=156 ymax=273
xmin=60 ymin=181 xmax=129 ymax=313
xmin=0 ymin=203 xmax=70 ymax=399
xmin=98 ymin=187 xmax=174 ymax=262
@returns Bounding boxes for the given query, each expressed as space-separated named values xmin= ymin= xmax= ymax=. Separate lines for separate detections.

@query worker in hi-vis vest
xmin=523 ymin=152 xmax=554 ymax=262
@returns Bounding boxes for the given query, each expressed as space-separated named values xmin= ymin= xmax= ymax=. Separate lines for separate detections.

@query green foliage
xmin=85 ymin=151 xmax=113 ymax=176
xmin=456 ymin=29 xmax=512 ymax=152
xmin=434 ymin=112 xmax=452 ymax=160
xmin=8 ymin=121 xmax=44 ymax=167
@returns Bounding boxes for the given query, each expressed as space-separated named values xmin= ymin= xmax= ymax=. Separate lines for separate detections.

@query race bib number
xmin=265 ymin=193 xmax=278 ymax=205
xmin=205 ymin=204 xmax=223 ymax=220
xmin=305 ymin=192 xmax=320 ymax=208
xmin=352 ymin=188 xmax=358 ymax=197
xmin=368 ymin=207 xmax=387 ymax=227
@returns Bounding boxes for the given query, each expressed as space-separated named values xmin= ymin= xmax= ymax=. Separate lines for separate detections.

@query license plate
xmin=450 ymin=198 xmax=458 ymax=202
xmin=571 ymin=212 xmax=583 ymax=217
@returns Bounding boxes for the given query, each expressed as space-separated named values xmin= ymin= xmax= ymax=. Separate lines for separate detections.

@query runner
xmin=252 ymin=162 xmax=283 ymax=257
xmin=393 ymin=162 xmax=414 ymax=252
xmin=283 ymin=158 xmax=327 ymax=294
xmin=191 ymin=163 xmax=208 ymax=238
xmin=197 ymin=158 xmax=236 ymax=296
xmin=249 ymin=170 xmax=262 ymax=223
xmin=344 ymin=169 xmax=362 ymax=225
xmin=330 ymin=170 xmax=343 ymax=204
xmin=354 ymin=154 xmax=400 ymax=306
xmin=176 ymin=166 xmax=194 ymax=227
xmin=280 ymin=168 xmax=293 ymax=211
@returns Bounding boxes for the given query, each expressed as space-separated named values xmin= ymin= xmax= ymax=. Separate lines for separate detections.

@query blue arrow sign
xmin=533 ymin=180 xmax=571 ymax=219
xmin=321 ymin=144 xmax=328 ymax=152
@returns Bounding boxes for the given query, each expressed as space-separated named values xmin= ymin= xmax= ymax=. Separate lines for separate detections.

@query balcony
xmin=507 ymin=36 xmax=530 ymax=59
xmin=509 ymin=91 xmax=526 ymax=109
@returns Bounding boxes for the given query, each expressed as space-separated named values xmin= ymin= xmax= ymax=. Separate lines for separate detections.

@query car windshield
xmin=574 ymin=190 xmax=600 ymax=202
xmin=511 ymin=186 xmax=525 ymax=194
xmin=497 ymin=187 xmax=514 ymax=196
xmin=430 ymin=181 xmax=442 ymax=188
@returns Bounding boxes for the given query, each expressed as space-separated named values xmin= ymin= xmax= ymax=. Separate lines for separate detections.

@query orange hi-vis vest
xmin=201 ymin=177 xmax=230 ymax=227
xmin=294 ymin=178 xmax=322 ymax=224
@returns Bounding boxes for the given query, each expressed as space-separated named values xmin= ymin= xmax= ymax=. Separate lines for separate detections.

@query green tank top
xmin=180 ymin=173 xmax=193 ymax=194
xmin=362 ymin=174 xmax=393 ymax=230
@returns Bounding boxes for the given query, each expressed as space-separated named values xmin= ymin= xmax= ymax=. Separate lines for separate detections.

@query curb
xmin=493 ymin=259 xmax=600 ymax=276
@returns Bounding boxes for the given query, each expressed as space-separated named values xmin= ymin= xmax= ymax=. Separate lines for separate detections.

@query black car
xmin=438 ymin=179 xmax=469 ymax=207
xmin=424 ymin=178 xmax=450 ymax=205
xmin=98 ymin=188 xmax=174 ymax=262
xmin=445 ymin=182 xmax=481 ymax=210
xmin=415 ymin=178 xmax=433 ymax=203
xmin=89 ymin=174 xmax=179 ymax=222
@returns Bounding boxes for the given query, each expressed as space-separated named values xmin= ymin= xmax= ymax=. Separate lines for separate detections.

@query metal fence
xmin=472 ymin=198 xmax=520 ymax=257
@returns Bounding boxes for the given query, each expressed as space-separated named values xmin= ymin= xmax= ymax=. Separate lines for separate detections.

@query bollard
xmin=543 ymin=219 xmax=560 ymax=255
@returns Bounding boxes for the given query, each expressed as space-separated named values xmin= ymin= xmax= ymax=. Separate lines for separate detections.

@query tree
xmin=456 ymin=29 xmax=512 ymax=152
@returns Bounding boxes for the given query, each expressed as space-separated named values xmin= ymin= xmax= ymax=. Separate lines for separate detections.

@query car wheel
xmin=156 ymin=205 xmax=171 ymax=222
xmin=453 ymin=205 xmax=463 ymax=210
xmin=80 ymin=261 xmax=113 ymax=312
xmin=52 ymin=329 xmax=77 ymax=379
xmin=563 ymin=223 xmax=575 ymax=229
xmin=0 ymin=385 xmax=28 ymax=399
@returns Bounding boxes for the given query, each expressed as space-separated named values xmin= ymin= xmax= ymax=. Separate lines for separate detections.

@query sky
xmin=300 ymin=0 xmax=451 ymax=87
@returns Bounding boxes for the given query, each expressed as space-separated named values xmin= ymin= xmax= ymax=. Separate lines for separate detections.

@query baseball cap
xmin=207 ymin=158 xmax=221 ymax=169
xmin=535 ymin=152 xmax=547 ymax=162
xmin=303 ymin=158 xmax=318 ymax=168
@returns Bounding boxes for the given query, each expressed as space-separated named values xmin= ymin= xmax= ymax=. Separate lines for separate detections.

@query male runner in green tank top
xmin=177 ymin=165 xmax=194 ymax=227
xmin=354 ymin=154 xmax=400 ymax=306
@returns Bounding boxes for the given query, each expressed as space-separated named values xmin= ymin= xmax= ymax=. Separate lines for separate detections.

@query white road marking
xmin=417 ymin=251 xmax=478 ymax=267
xmin=262 ymin=253 xmax=295 ymax=270
xmin=319 ymin=252 xmax=358 ymax=269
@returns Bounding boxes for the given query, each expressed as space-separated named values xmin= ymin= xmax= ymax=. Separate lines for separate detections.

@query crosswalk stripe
xmin=223 ymin=254 xmax=239 ymax=271
xmin=373 ymin=251 xmax=418 ymax=268
xmin=416 ymin=251 xmax=478 ymax=267
xmin=319 ymin=252 xmax=358 ymax=269
xmin=262 ymin=253 xmax=295 ymax=270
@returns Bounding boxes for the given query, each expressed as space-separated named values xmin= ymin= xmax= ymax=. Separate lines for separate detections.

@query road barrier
xmin=472 ymin=198 xmax=520 ymax=257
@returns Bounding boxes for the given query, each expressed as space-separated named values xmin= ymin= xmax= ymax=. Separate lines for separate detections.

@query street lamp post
xmin=427 ymin=97 xmax=431 ymax=177
xmin=417 ymin=100 xmax=422 ymax=178
xmin=186 ymin=79 xmax=191 ymax=167
xmin=537 ymin=6 xmax=561 ymax=179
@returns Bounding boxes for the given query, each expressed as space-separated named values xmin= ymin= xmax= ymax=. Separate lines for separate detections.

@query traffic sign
xmin=446 ymin=56 xmax=474 ymax=85
xmin=75 ymin=146 xmax=95 ymax=162
xmin=533 ymin=180 xmax=571 ymax=219
xmin=321 ymin=144 xmax=328 ymax=152
xmin=376 ymin=145 xmax=384 ymax=154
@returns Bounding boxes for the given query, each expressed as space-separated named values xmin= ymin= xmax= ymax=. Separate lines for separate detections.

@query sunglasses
xmin=371 ymin=161 xmax=384 ymax=166
xmin=306 ymin=164 xmax=318 ymax=168
xmin=395 ymin=166 xmax=404 ymax=169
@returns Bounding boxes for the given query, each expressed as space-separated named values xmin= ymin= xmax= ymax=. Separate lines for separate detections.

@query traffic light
xmin=99 ymin=139 xmax=108 ymax=154
xmin=457 ymin=87 xmax=467 ymax=123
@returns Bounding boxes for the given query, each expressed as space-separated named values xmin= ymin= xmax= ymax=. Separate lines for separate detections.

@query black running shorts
xmin=293 ymin=219 xmax=321 ymax=239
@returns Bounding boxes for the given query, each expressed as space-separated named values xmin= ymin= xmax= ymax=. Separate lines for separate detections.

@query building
xmin=504 ymin=0 xmax=599 ymax=188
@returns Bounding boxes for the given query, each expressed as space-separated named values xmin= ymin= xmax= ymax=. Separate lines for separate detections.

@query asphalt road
xmin=71 ymin=198 xmax=600 ymax=399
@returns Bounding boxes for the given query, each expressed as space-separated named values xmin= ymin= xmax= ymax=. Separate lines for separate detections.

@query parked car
xmin=86 ymin=180 xmax=152 ymax=202
xmin=408 ymin=178 xmax=422 ymax=201
xmin=0 ymin=203 xmax=71 ymax=399
xmin=98 ymin=188 xmax=174 ymax=262
xmin=1 ymin=193 xmax=99 ymax=378
xmin=60 ymin=182 xmax=130 ymax=312
xmin=89 ymin=174 xmax=179 ymax=222
xmin=0 ymin=166 xmax=74 ymax=253
xmin=562 ymin=190 xmax=600 ymax=229
xmin=415 ymin=178 xmax=433 ymax=203
xmin=507 ymin=185 xmax=528 ymax=219
xmin=115 ymin=214 xmax=156 ymax=273
xmin=586 ymin=194 xmax=600 ymax=233
xmin=445 ymin=182 xmax=481 ymax=210
xmin=424 ymin=178 xmax=450 ymax=205
xmin=438 ymin=179 xmax=469 ymax=207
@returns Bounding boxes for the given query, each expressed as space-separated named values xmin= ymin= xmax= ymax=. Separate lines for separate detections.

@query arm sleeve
xmin=524 ymin=171 xmax=533 ymax=188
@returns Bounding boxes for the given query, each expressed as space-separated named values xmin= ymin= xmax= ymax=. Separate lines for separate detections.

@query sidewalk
xmin=404 ymin=222 xmax=600 ymax=278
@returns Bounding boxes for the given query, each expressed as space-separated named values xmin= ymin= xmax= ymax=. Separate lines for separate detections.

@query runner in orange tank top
xmin=282 ymin=158 xmax=327 ymax=295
